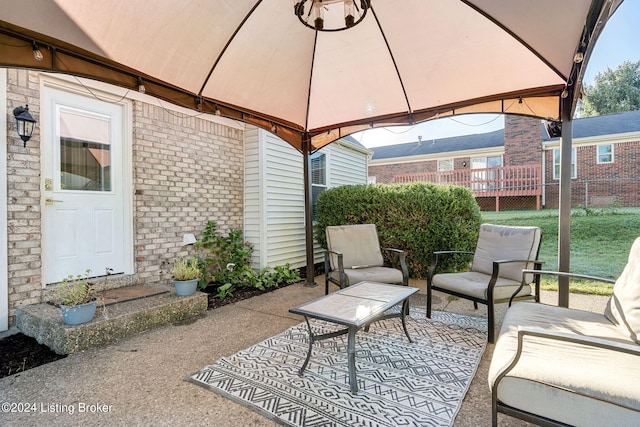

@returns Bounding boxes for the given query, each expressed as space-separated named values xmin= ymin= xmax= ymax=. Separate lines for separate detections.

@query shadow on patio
xmin=0 ymin=276 xmax=609 ymax=426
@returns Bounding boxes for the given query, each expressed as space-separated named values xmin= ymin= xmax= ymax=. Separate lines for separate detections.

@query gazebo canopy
xmin=0 ymin=0 xmax=621 ymax=151
xmin=0 ymin=0 xmax=623 ymax=296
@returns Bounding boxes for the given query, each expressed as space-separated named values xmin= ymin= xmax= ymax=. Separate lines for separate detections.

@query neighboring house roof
xmin=335 ymin=135 xmax=372 ymax=155
xmin=543 ymin=109 xmax=640 ymax=141
xmin=371 ymin=110 xmax=640 ymax=160
xmin=370 ymin=129 xmax=504 ymax=160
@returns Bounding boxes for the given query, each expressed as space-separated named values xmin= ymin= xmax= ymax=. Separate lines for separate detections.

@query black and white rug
xmin=188 ymin=309 xmax=487 ymax=427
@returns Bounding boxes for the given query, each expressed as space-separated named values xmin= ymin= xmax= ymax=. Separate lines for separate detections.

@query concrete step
xmin=15 ymin=284 xmax=208 ymax=354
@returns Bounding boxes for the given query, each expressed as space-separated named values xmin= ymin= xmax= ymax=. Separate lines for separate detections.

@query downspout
xmin=302 ymin=133 xmax=317 ymax=287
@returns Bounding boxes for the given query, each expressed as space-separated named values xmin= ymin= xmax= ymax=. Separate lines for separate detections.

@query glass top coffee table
xmin=289 ymin=281 xmax=418 ymax=393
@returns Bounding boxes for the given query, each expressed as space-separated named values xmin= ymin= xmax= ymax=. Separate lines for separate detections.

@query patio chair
xmin=324 ymin=224 xmax=409 ymax=295
xmin=426 ymin=223 xmax=542 ymax=343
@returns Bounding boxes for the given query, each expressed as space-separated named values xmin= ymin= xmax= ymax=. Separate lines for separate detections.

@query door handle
xmin=45 ymin=198 xmax=63 ymax=205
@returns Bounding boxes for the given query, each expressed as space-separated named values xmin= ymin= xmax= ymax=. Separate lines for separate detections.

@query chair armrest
xmin=382 ymin=247 xmax=404 ymax=255
xmin=518 ymin=326 xmax=640 ymax=355
xmin=428 ymin=251 xmax=475 ymax=281
xmin=513 ymin=269 xmax=615 ymax=307
xmin=324 ymin=249 xmax=345 ymax=272
xmin=521 ymin=269 xmax=616 ymax=284
xmin=493 ymin=326 xmax=640 ymax=390
xmin=488 ymin=259 xmax=544 ymax=305
xmin=382 ymin=248 xmax=409 ymax=285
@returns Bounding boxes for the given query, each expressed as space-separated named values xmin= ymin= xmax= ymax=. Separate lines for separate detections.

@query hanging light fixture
xmin=31 ymin=41 xmax=44 ymax=61
xmin=294 ymin=0 xmax=370 ymax=32
xmin=13 ymin=105 xmax=37 ymax=147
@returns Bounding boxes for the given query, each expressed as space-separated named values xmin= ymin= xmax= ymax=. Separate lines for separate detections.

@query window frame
xmin=553 ymin=148 xmax=577 ymax=180
xmin=437 ymin=158 xmax=454 ymax=171
xmin=596 ymin=143 xmax=614 ymax=164
xmin=311 ymin=152 xmax=327 ymax=221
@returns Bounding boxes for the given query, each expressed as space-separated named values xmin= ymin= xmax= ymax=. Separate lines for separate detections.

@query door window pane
xmin=59 ymin=109 xmax=111 ymax=191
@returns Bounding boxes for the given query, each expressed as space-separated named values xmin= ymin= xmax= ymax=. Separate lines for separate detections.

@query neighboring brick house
xmin=369 ymin=111 xmax=640 ymax=210
xmin=1 ymin=70 xmax=369 ymax=330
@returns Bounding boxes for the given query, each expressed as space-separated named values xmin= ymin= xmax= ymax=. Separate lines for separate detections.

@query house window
xmin=597 ymin=144 xmax=613 ymax=164
xmin=437 ymin=159 xmax=453 ymax=171
xmin=311 ymin=152 xmax=327 ymax=220
xmin=470 ymin=156 xmax=502 ymax=191
xmin=553 ymin=148 xmax=577 ymax=180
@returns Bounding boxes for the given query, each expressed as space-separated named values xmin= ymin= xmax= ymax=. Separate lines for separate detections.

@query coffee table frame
xmin=289 ymin=281 xmax=418 ymax=393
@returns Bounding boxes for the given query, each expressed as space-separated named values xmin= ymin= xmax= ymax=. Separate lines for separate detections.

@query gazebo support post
xmin=302 ymin=134 xmax=317 ymax=287
xmin=558 ymin=98 xmax=573 ymax=307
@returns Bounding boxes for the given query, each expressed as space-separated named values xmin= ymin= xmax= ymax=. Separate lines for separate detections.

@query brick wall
xmin=544 ymin=140 xmax=640 ymax=208
xmin=503 ymin=115 xmax=541 ymax=165
xmin=4 ymin=71 xmax=245 ymax=324
xmin=369 ymin=159 xmax=437 ymax=184
xmin=132 ymin=102 xmax=244 ymax=283
xmin=5 ymin=70 xmax=42 ymax=317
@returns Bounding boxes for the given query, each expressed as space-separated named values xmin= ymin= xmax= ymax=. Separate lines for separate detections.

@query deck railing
xmin=391 ymin=164 xmax=542 ymax=210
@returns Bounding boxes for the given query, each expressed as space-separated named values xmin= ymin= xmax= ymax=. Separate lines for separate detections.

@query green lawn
xmin=481 ymin=208 xmax=640 ymax=295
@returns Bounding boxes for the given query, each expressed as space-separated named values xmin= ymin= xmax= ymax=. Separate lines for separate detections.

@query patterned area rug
xmin=188 ymin=309 xmax=487 ymax=427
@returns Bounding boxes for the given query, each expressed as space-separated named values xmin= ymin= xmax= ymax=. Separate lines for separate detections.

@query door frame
xmin=40 ymin=75 xmax=134 ymax=284
xmin=1 ymin=69 xmax=8 ymax=331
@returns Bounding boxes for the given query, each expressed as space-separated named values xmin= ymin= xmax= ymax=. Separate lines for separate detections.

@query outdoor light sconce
xmin=295 ymin=0 xmax=370 ymax=32
xmin=13 ymin=105 xmax=37 ymax=147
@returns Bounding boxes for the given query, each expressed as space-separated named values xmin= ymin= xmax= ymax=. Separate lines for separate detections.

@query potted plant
xmin=54 ymin=270 xmax=97 ymax=325
xmin=170 ymin=257 xmax=202 ymax=296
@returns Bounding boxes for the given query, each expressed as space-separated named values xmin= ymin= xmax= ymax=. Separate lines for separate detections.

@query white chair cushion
xmin=605 ymin=237 xmax=640 ymax=344
xmin=326 ymin=224 xmax=384 ymax=270
xmin=472 ymin=224 xmax=541 ymax=283
xmin=432 ymin=271 xmax=531 ymax=301
xmin=490 ymin=302 xmax=640 ymax=427
xmin=329 ymin=267 xmax=404 ymax=287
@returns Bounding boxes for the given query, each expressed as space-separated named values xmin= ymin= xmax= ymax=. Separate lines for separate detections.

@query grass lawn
xmin=481 ymin=208 xmax=640 ymax=295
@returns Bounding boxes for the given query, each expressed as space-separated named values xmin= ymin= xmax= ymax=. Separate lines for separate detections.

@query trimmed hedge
xmin=315 ymin=183 xmax=481 ymax=278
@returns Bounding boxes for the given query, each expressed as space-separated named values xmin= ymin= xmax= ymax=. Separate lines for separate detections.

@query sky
xmin=354 ymin=0 xmax=640 ymax=148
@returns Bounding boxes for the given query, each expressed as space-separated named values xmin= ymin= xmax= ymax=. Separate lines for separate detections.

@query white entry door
xmin=42 ymin=85 xmax=132 ymax=284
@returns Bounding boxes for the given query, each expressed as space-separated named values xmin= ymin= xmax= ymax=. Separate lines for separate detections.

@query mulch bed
xmin=0 ymin=281 xmax=300 ymax=379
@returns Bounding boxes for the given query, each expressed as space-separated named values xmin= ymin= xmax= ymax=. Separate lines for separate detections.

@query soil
xmin=0 ymin=281 xmax=299 ymax=380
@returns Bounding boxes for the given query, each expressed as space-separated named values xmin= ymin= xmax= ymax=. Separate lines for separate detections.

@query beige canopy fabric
xmin=0 ymin=0 xmax=622 ymax=294
xmin=0 ymin=0 xmax=620 ymax=151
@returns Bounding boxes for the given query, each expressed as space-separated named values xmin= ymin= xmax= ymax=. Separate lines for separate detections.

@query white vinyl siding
xmin=244 ymin=127 xmax=368 ymax=270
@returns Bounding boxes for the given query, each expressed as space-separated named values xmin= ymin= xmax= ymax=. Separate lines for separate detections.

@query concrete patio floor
xmin=0 ymin=277 xmax=609 ymax=426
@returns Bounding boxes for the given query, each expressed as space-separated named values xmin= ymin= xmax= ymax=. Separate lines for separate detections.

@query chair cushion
xmin=605 ymin=237 xmax=640 ymax=344
xmin=432 ymin=271 xmax=531 ymax=301
xmin=329 ymin=267 xmax=404 ymax=287
xmin=326 ymin=224 xmax=384 ymax=270
xmin=472 ymin=224 xmax=541 ymax=283
xmin=490 ymin=302 xmax=640 ymax=426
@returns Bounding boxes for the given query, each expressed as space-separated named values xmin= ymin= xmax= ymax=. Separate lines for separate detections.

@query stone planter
xmin=174 ymin=279 xmax=198 ymax=296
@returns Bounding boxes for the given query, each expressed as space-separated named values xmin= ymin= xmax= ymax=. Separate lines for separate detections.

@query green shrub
xmin=315 ymin=183 xmax=481 ymax=278
xmin=195 ymin=220 xmax=301 ymax=298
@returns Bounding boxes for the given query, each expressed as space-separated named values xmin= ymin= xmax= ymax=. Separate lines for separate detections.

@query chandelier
xmin=294 ymin=0 xmax=371 ymax=32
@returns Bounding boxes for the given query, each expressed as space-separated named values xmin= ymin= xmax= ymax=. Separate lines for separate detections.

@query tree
xmin=579 ymin=60 xmax=640 ymax=117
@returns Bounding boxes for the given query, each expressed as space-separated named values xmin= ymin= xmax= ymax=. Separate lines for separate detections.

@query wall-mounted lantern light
xmin=13 ymin=105 xmax=37 ymax=147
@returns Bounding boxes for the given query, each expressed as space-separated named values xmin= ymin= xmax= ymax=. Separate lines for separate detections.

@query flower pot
xmin=174 ymin=279 xmax=198 ymax=296
xmin=60 ymin=299 xmax=97 ymax=325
